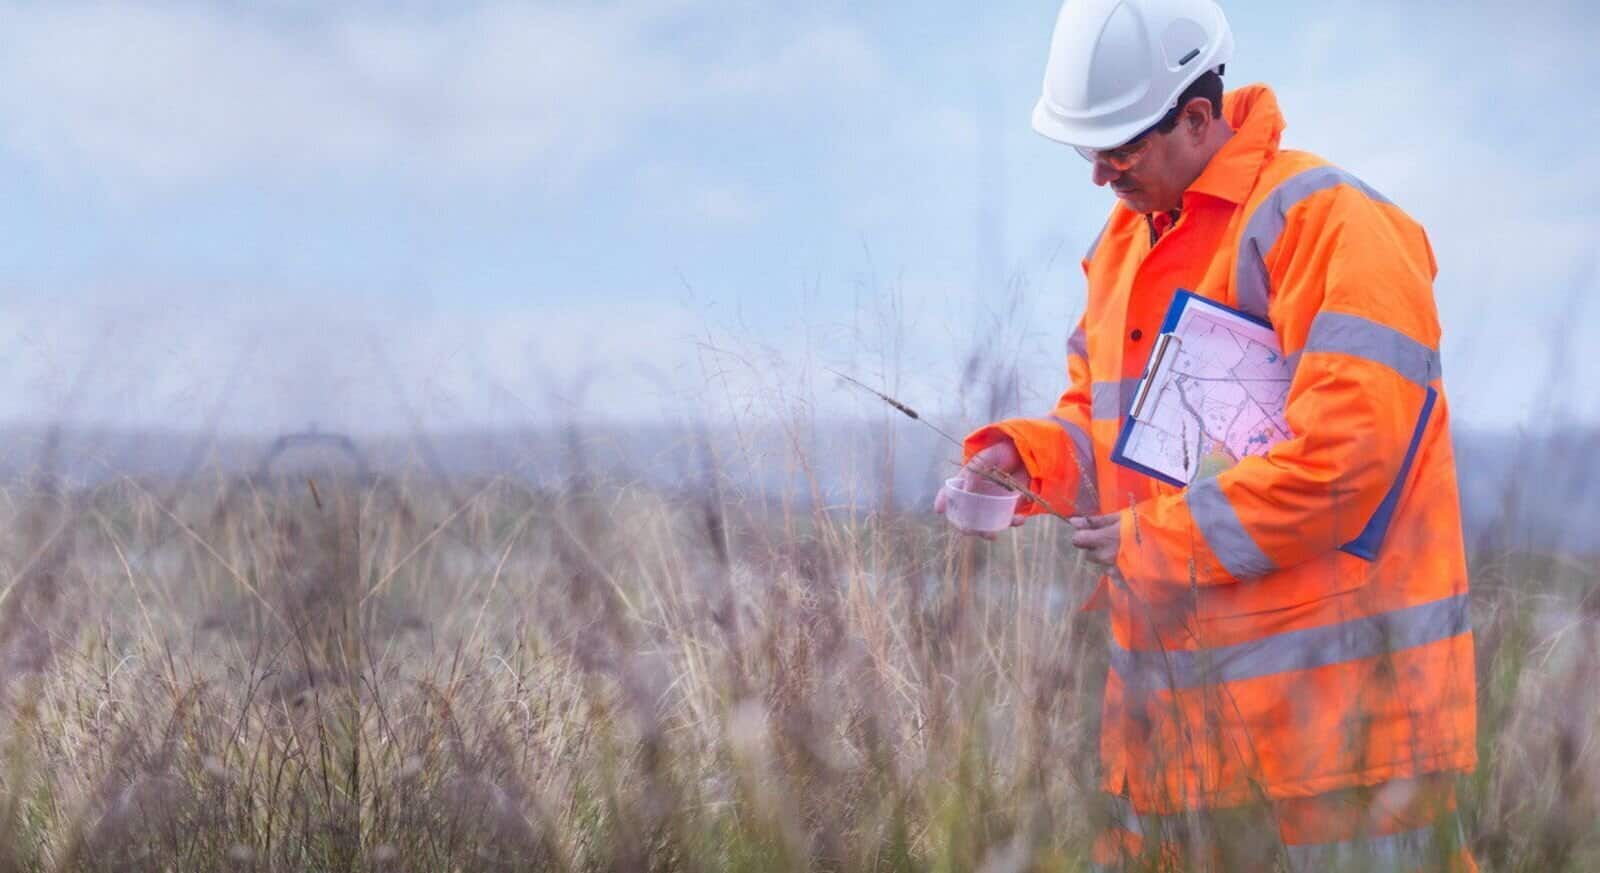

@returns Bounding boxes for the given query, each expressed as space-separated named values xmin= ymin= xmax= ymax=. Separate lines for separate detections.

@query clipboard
xmin=1109 ymin=289 xmax=1435 ymax=563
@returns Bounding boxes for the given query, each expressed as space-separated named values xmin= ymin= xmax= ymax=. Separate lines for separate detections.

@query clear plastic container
xmin=942 ymin=476 xmax=1022 ymax=533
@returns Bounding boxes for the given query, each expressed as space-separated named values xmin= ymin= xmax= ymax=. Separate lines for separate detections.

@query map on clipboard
xmin=1110 ymin=289 xmax=1437 ymax=562
xmin=1111 ymin=290 xmax=1293 ymax=487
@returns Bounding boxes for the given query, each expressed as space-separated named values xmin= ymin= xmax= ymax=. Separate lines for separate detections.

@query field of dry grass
xmin=0 ymin=443 xmax=1596 ymax=871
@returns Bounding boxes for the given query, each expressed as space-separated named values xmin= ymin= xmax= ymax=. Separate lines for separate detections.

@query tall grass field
xmin=0 ymin=431 xmax=1594 ymax=872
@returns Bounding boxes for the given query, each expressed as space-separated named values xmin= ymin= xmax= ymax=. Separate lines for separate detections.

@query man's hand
xmin=1069 ymin=513 xmax=1121 ymax=566
xmin=934 ymin=440 xmax=1028 ymax=541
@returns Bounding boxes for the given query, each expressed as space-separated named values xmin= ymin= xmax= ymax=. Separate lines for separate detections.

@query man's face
xmin=1089 ymin=125 xmax=1188 ymax=214
xmin=1083 ymin=99 xmax=1220 ymax=215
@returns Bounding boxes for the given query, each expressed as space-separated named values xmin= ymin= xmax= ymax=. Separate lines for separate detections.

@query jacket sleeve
xmin=962 ymin=315 xmax=1099 ymax=518
xmin=1117 ymin=183 xmax=1441 ymax=585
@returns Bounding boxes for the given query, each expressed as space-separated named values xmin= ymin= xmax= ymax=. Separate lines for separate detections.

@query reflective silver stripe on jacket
xmin=1187 ymin=477 xmax=1277 ymax=579
xmin=1091 ymin=378 xmax=1142 ymax=421
xmin=1068 ymin=323 xmax=1088 ymax=359
xmin=1235 ymin=166 xmax=1394 ymax=320
xmin=1285 ymin=817 xmax=1467 ymax=873
xmin=1091 ymin=802 xmax=1464 ymax=872
xmin=1294 ymin=311 xmax=1441 ymax=387
xmin=1048 ymin=414 xmax=1098 ymax=514
xmin=1109 ymin=593 xmax=1470 ymax=692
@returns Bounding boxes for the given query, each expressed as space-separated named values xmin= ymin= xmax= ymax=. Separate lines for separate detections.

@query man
xmin=933 ymin=1 xmax=1477 ymax=869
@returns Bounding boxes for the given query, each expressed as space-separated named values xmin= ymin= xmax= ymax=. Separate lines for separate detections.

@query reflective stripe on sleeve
xmin=1068 ymin=323 xmax=1088 ymax=359
xmin=1235 ymin=166 xmax=1394 ymax=320
xmin=1109 ymin=593 xmax=1470 ymax=692
xmin=1284 ymin=817 xmax=1466 ymax=873
xmin=1186 ymin=477 xmax=1278 ymax=579
xmin=1048 ymin=414 xmax=1099 ymax=514
xmin=1091 ymin=378 xmax=1143 ymax=421
xmin=1300 ymin=311 xmax=1441 ymax=387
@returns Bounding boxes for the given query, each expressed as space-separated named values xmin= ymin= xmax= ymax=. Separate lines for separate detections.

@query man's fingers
xmin=1068 ymin=516 xmax=1121 ymax=567
xmin=962 ymin=457 xmax=1002 ymax=487
xmin=1071 ymin=535 xmax=1114 ymax=565
xmin=1010 ymin=514 xmax=1026 ymax=527
xmin=1071 ymin=526 xmax=1116 ymax=549
xmin=963 ymin=444 xmax=1024 ymax=485
xmin=933 ymin=488 xmax=948 ymax=514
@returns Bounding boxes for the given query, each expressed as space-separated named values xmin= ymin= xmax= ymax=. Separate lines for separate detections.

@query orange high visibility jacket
xmin=965 ymin=85 xmax=1476 ymax=813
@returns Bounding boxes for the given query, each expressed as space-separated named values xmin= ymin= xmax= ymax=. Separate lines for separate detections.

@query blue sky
xmin=0 ymin=0 xmax=1594 ymax=434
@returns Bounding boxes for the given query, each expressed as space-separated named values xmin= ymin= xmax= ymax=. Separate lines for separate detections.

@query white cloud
xmin=0 ymin=0 xmax=880 ymax=190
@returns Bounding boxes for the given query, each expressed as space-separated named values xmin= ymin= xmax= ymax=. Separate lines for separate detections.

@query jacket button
xmin=1130 ymin=329 xmax=1144 ymax=341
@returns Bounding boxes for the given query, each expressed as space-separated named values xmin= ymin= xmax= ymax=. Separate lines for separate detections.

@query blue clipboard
xmin=1109 ymin=289 xmax=1435 ymax=563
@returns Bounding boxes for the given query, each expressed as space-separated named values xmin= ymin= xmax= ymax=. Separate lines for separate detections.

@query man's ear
xmin=1184 ymin=98 xmax=1212 ymax=136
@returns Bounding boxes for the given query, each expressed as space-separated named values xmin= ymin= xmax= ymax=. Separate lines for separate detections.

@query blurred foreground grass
xmin=0 ymin=468 xmax=1595 ymax=872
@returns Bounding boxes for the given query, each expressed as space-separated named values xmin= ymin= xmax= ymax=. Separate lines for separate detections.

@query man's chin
xmin=1113 ymin=188 xmax=1149 ymax=211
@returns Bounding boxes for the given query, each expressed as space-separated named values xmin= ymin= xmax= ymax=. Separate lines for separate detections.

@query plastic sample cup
xmin=942 ymin=476 xmax=1022 ymax=533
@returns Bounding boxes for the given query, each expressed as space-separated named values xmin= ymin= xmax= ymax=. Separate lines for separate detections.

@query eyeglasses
xmin=1075 ymin=135 xmax=1158 ymax=172
xmin=1074 ymin=105 xmax=1181 ymax=171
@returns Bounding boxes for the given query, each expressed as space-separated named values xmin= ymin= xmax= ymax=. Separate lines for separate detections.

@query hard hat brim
xmin=1031 ymin=97 xmax=1161 ymax=151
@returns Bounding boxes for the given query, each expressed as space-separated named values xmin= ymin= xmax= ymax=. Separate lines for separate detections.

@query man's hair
xmin=1154 ymin=70 xmax=1224 ymax=133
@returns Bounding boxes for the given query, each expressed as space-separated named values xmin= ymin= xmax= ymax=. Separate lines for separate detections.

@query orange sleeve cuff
xmin=964 ymin=422 xmax=1050 ymax=517
xmin=963 ymin=419 xmax=1089 ymax=518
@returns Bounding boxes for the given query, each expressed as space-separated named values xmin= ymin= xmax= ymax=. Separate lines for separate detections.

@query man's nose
xmin=1091 ymin=159 xmax=1119 ymax=187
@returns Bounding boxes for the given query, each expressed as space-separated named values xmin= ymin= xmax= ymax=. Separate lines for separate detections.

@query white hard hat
xmin=1032 ymin=0 xmax=1233 ymax=151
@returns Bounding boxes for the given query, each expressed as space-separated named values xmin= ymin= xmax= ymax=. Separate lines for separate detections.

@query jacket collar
xmin=1183 ymin=83 xmax=1286 ymax=206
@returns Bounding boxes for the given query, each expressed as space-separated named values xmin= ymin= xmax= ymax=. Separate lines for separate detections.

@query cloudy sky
xmin=0 ymin=0 xmax=1594 ymax=435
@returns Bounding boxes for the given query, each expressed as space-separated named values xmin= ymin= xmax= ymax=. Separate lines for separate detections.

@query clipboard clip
xmin=1128 ymin=332 xmax=1181 ymax=422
